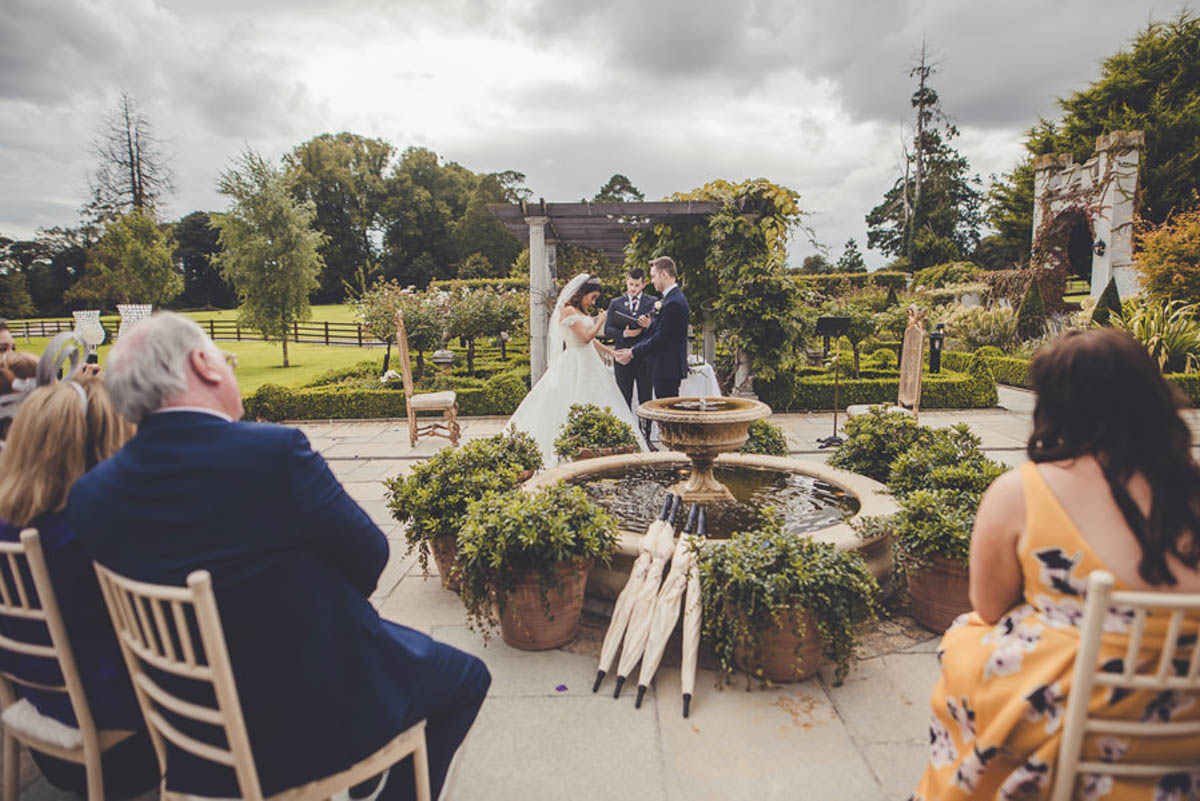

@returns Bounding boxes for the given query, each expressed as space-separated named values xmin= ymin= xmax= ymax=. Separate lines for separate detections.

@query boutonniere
xmin=653 ymin=300 xmax=663 ymax=313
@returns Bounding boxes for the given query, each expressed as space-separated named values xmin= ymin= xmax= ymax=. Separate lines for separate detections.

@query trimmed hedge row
xmin=244 ymin=368 xmax=530 ymax=421
xmin=942 ymin=350 xmax=1032 ymax=388
xmin=755 ymin=353 xmax=997 ymax=411
xmin=941 ymin=348 xmax=1200 ymax=405
xmin=789 ymin=271 xmax=907 ymax=292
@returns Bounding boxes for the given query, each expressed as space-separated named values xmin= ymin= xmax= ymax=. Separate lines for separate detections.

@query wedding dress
xmin=507 ymin=280 xmax=648 ymax=467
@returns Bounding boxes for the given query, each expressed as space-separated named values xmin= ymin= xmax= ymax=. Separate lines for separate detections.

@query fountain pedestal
xmin=636 ymin=397 xmax=772 ymax=504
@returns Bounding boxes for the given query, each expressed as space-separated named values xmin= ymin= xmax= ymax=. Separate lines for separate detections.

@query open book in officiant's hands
xmin=609 ymin=308 xmax=649 ymax=327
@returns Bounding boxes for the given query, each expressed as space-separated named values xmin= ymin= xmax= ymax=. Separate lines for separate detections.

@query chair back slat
xmin=5 ymin=552 xmax=31 ymax=609
xmin=133 ymin=672 xmax=224 ymax=726
xmin=1 ymin=672 xmax=65 ymax=692
xmin=0 ymin=632 xmax=57 ymax=660
xmin=1155 ymin=609 xmax=1185 ymax=681
xmin=95 ymin=563 xmax=266 ymax=801
xmin=395 ymin=312 xmax=415 ymax=401
xmin=1123 ymin=608 xmax=1147 ymax=678
xmin=171 ymin=600 xmax=198 ymax=667
xmin=1188 ymin=633 xmax=1200 ymax=682
xmin=144 ymin=707 xmax=236 ymax=767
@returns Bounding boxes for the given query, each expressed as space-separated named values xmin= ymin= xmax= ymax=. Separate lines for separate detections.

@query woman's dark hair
xmin=568 ymin=275 xmax=603 ymax=308
xmin=1028 ymin=328 xmax=1200 ymax=585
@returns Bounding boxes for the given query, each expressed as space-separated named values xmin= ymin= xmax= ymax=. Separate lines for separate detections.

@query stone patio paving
xmin=17 ymin=387 xmax=1200 ymax=800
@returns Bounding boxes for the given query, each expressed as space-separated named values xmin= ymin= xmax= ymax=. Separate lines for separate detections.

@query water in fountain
xmin=572 ymin=463 xmax=859 ymax=538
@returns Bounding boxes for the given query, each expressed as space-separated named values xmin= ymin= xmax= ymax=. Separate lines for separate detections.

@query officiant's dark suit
xmin=68 ymin=410 xmax=489 ymax=801
xmin=604 ymin=290 xmax=656 ymax=414
xmin=631 ymin=283 xmax=690 ymax=399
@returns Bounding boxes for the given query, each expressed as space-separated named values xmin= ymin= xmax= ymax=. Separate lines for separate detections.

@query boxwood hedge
xmin=755 ymin=352 xmax=997 ymax=411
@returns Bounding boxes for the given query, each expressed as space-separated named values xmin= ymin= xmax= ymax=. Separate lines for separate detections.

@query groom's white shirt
xmin=661 ymin=283 xmax=678 ymax=299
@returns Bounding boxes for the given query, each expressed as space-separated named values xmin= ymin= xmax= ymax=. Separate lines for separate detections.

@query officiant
xmin=604 ymin=267 xmax=656 ymax=443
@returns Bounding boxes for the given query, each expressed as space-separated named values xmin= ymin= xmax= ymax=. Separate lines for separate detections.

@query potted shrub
xmin=456 ymin=483 xmax=618 ymax=650
xmin=890 ymin=489 xmax=978 ymax=632
xmin=738 ymin=419 xmax=788 ymax=456
xmin=885 ymin=423 xmax=1004 ymax=631
xmin=827 ymin=406 xmax=925 ymax=483
xmin=697 ymin=514 xmax=879 ymax=687
xmin=553 ymin=403 xmax=639 ymax=461
xmin=384 ymin=429 xmax=542 ymax=590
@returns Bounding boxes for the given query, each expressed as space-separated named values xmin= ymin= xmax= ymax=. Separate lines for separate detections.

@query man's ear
xmin=189 ymin=349 xmax=223 ymax=385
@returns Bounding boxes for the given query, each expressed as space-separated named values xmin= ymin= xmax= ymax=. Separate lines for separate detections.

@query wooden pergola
xmin=488 ymin=199 xmax=723 ymax=382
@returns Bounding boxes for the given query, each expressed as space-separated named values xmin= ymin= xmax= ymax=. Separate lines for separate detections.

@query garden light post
xmin=929 ymin=323 xmax=945 ymax=374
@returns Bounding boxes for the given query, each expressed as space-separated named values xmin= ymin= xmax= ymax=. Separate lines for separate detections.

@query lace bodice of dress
xmin=559 ymin=314 xmax=591 ymax=349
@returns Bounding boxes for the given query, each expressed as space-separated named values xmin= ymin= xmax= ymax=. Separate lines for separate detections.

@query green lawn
xmin=10 ymin=335 xmax=385 ymax=395
xmin=8 ymin=304 xmax=359 ymax=326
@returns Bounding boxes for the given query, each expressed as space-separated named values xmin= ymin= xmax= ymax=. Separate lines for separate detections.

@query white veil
xmin=545 ymin=272 xmax=592 ymax=367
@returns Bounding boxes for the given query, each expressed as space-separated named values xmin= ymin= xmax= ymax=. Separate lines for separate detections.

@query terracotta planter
xmin=430 ymin=536 xmax=461 ymax=592
xmin=497 ymin=558 xmax=594 ymax=650
xmin=907 ymin=555 xmax=971 ymax=633
xmin=575 ymin=444 xmax=638 ymax=461
xmin=733 ymin=609 xmax=824 ymax=683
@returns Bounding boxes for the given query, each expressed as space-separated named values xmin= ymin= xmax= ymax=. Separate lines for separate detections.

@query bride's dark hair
xmin=1028 ymin=328 xmax=1200 ymax=585
xmin=567 ymin=274 xmax=603 ymax=309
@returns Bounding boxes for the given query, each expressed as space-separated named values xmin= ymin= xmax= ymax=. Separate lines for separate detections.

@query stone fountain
xmin=524 ymin=396 xmax=898 ymax=600
xmin=635 ymin=396 xmax=771 ymax=503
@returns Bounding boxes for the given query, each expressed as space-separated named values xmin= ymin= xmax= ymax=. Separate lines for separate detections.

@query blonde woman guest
xmin=0 ymin=379 xmax=155 ymax=797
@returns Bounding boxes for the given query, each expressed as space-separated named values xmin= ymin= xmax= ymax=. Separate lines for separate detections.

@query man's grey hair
xmin=105 ymin=312 xmax=216 ymax=423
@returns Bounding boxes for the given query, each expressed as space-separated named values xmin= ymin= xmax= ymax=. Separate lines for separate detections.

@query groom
xmin=614 ymin=256 xmax=690 ymax=403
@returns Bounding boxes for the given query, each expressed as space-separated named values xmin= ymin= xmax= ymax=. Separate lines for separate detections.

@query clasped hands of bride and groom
xmin=506 ymin=257 xmax=691 ymax=467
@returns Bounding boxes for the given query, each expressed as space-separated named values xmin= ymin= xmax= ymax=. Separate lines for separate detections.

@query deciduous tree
xmin=66 ymin=211 xmax=181 ymax=307
xmin=214 ymin=149 xmax=325 ymax=367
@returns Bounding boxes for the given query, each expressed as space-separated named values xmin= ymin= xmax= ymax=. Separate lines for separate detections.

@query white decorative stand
xmin=73 ymin=310 xmax=107 ymax=362
xmin=117 ymin=304 xmax=153 ymax=340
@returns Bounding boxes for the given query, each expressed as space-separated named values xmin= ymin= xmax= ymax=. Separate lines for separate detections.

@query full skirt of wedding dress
xmin=507 ymin=343 xmax=648 ymax=467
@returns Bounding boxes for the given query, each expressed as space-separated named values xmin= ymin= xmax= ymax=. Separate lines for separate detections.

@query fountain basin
xmin=636 ymin=396 xmax=772 ymax=503
xmin=524 ymin=451 xmax=898 ymax=600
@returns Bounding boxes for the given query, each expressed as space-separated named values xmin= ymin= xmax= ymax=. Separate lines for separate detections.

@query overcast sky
xmin=0 ymin=0 xmax=1181 ymax=268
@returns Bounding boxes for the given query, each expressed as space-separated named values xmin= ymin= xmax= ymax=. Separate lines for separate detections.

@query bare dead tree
xmin=85 ymin=92 xmax=174 ymax=222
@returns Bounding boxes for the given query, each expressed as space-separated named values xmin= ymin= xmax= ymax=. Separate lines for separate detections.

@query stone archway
xmin=1032 ymin=131 xmax=1143 ymax=300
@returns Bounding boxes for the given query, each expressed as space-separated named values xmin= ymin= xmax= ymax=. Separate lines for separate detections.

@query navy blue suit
xmin=604 ymin=293 xmax=656 ymax=418
xmin=67 ymin=412 xmax=489 ymax=801
xmin=631 ymin=286 xmax=690 ymax=399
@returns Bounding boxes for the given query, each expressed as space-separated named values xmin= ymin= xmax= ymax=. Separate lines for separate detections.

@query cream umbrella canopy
xmin=635 ymin=504 xmax=701 ymax=708
xmin=682 ymin=508 xmax=706 ymax=718
xmin=593 ymin=494 xmax=680 ymax=693
xmin=613 ymin=500 xmax=682 ymax=699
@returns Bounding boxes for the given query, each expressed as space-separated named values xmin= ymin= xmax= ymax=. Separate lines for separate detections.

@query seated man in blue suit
xmin=68 ymin=312 xmax=490 ymax=801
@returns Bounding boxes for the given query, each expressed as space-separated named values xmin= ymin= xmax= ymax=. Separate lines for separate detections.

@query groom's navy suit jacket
xmin=631 ymin=285 xmax=690 ymax=383
xmin=67 ymin=412 xmax=440 ymax=798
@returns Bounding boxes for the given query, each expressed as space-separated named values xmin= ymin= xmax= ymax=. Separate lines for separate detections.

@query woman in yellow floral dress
xmin=912 ymin=329 xmax=1200 ymax=801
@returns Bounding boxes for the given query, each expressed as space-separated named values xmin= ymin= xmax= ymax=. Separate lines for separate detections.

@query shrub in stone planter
xmin=553 ymin=403 xmax=639 ymax=462
xmin=456 ymin=483 xmax=618 ymax=648
xmin=384 ymin=430 xmax=542 ymax=589
xmin=889 ymin=488 xmax=979 ymax=632
xmin=697 ymin=514 xmax=879 ymax=687
xmin=739 ymin=419 xmax=788 ymax=456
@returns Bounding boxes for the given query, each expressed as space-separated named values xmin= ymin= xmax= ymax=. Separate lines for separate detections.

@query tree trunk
xmin=382 ymin=342 xmax=391 ymax=374
xmin=467 ymin=338 xmax=476 ymax=375
xmin=281 ymin=315 xmax=290 ymax=367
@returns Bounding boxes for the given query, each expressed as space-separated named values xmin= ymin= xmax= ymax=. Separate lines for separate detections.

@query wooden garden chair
xmin=93 ymin=564 xmax=431 ymax=801
xmin=1050 ymin=570 xmax=1200 ymax=801
xmin=847 ymin=305 xmax=927 ymax=424
xmin=0 ymin=529 xmax=139 ymax=801
xmin=396 ymin=312 xmax=460 ymax=449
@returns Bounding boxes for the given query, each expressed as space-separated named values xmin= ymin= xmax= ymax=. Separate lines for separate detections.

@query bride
xmin=508 ymin=272 xmax=649 ymax=466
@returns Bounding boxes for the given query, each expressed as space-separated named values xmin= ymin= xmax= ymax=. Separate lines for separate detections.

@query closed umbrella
xmin=593 ymin=494 xmax=680 ymax=693
xmin=613 ymin=501 xmax=681 ymax=698
xmin=681 ymin=508 xmax=707 ymax=718
xmin=635 ymin=504 xmax=701 ymax=708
